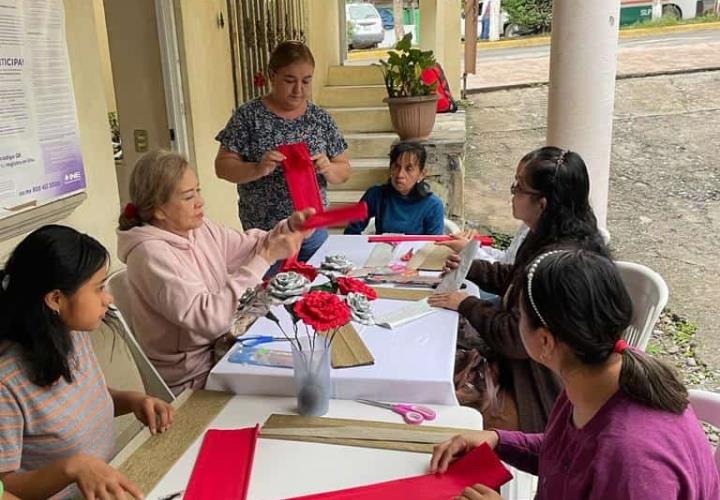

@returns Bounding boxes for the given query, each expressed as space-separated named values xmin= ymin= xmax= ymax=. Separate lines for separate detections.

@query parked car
xmin=346 ymin=3 xmax=385 ymax=49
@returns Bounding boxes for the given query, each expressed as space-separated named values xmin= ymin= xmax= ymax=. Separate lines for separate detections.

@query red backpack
xmin=421 ymin=63 xmax=458 ymax=113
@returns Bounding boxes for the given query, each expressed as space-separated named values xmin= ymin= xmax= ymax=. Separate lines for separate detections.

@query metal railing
xmin=227 ymin=0 xmax=308 ymax=105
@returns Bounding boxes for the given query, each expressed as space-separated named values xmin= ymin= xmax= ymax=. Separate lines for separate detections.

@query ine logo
xmin=64 ymin=171 xmax=82 ymax=183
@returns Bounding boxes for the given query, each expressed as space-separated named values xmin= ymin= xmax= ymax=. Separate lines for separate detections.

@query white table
xmin=207 ymin=235 xmax=471 ymax=405
xmin=145 ymin=396 xmax=484 ymax=500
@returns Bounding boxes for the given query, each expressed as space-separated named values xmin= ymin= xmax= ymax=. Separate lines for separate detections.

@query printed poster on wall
xmin=0 ymin=0 xmax=86 ymax=218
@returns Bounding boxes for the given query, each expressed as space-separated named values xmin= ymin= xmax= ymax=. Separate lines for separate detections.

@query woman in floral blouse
xmin=215 ymin=41 xmax=351 ymax=262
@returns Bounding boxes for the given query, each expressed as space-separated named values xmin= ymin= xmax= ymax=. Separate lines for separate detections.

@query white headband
xmin=526 ymin=250 xmax=567 ymax=328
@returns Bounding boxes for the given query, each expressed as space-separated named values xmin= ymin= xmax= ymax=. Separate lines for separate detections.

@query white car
xmin=346 ymin=3 xmax=385 ymax=49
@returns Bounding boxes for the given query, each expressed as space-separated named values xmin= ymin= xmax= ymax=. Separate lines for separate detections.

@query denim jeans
xmin=481 ymin=17 xmax=490 ymax=40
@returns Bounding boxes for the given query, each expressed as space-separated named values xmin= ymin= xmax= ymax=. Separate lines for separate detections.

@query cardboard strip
xmin=371 ymin=287 xmax=433 ymax=301
xmin=184 ymin=426 xmax=259 ymax=500
xmin=261 ymin=414 xmax=478 ymax=454
xmin=287 ymin=444 xmax=513 ymax=499
xmin=322 ymin=324 xmax=374 ymax=369
xmin=407 ymin=243 xmax=453 ymax=271
xmin=112 ymin=390 xmax=233 ymax=494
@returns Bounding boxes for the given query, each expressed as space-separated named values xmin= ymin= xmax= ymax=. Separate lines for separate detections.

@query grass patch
xmin=622 ymin=13 xmax=720 ymax=30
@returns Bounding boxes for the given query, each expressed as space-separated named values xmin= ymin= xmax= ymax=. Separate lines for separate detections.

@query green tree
xmin=503 ymin=0 xmax=553 ymax=32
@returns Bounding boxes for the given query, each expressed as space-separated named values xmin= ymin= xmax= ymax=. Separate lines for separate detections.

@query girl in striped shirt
xmin=0 ymin=225 xmax=174 ymax=499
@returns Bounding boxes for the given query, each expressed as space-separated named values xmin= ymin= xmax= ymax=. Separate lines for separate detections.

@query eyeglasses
xmin=510 ymin=181 xmax=542 ymax=197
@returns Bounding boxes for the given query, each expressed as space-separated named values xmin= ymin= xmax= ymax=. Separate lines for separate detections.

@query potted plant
xmin=376 ymin=33 xmax=438 ymax=140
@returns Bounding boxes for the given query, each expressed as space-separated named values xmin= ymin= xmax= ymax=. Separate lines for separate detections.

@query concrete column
xmin=652 ymin=0 xmax=663 ymax=20
xmin=489 ymin=0 xmax=502 ymax=41
xmin=546 ymin=0 xmax=621 ymax=232
xmin=419 ymin=0 xmax=462 ymax=97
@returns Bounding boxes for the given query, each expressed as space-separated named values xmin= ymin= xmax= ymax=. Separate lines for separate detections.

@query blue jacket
xmin=344 ymin=184 xmax=445 ymax=235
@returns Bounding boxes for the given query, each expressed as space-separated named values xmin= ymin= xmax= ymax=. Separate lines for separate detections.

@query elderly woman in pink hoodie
xmin=117 ymin=149 xmax=311 ymax=394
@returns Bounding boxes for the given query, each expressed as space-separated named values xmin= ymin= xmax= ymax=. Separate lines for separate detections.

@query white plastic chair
xmin=615 ymin=261 xmax=669 ymax=351
xmin=107 ymin=269 xmax=175 ymax=402
xmin=108 ymin=268 xmax=134 ymax=326
xmin=688 ymin=389 xmax=720 ymax=473
xmin=361 ymin=216 xmax=461 ymax=235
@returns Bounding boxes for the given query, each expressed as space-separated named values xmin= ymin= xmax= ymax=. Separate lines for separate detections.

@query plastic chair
xmin=688 ymin=389 xmax=720 ymax=473
xmin=108 ymin=268 xmax=134 ymax=326
xmin=107 ymin=268 xmax=175 ymax=402
xmin=615 ymin=261 xmax=669 ymax=351
xmin=361 ymin=216 xmax=461 ymax=235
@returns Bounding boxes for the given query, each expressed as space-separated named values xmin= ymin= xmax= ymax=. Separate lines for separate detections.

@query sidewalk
xmin=467 ymin=25 xmax=720 ymax=91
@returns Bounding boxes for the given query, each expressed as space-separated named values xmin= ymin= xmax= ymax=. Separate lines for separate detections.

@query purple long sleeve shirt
xmin=496 ymin=391 xmax=719 ymax=499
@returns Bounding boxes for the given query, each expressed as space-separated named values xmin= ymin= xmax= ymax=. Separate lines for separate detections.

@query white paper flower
xmin=320 ymin=255 xmax=355 ymax=278
xmin=267 ymin=271 xmax=311 ymax=304
xmin=346 ymin=292 xmax=375 ymax=325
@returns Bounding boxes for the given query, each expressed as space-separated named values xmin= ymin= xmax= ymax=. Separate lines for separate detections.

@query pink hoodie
xmin=117 ymin=218 xmax=281 ymax=394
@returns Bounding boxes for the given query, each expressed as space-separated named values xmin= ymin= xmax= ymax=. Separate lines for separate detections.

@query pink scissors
xmin=356 ymin=399 xmax=437 ymax=425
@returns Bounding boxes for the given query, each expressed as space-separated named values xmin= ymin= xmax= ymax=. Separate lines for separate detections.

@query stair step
xmin=327 ymin=65 xmax=384 ymax=86
xmin=330 ymin=158 xmax=388 ymax=191
xmin=328 ymin=106 xmax=392 ymax=133
xmin=318 ymin=84 xmax=387 ymax=108
xmin=345 ymin=132 xmax=398 ymax=158
xmin=328 ymin=190 xmax=365 ymax=205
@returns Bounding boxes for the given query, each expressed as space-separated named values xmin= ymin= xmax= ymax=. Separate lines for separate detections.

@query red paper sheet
xmin=367 ymin=234 xmax=495 ymax=246
xmin=302 ymin=202 xmax=368 ymax=230
xmin=183 ymin=426 xmax=259 ymax=500
xmin=287 ymin=443 xmax=512 ymax=499
xmin=278 ymin=143 xmax=324 ymax=213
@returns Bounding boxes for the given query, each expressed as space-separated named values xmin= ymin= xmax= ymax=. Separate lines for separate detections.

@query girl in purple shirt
xmin=431 ymin=250 xmax=719 ymax=499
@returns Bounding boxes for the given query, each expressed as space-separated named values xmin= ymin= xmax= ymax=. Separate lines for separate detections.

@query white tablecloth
xmin=207 ymin=235 xmax=470 ymax=405
xmin=145 ymin=396 xmax=484 ymax=500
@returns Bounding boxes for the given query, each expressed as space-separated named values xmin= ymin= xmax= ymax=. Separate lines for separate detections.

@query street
xmin=464 ymin=69 xmax=720 ymax=371
xmin=476 ymin=28 xmax=720 ymax=62
xmin=467 ymin=26 xmax=720 ymax=90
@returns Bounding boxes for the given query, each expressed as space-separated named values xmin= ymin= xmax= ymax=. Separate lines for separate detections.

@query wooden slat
xmin=112 ymin=390 xmax=233 ymax=494
xmin=261 ymin=414 xmax=477 ymax=454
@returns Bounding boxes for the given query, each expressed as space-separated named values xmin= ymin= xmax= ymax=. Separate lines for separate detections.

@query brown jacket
xmin=458 ymin=259 xmax=562 ymax=433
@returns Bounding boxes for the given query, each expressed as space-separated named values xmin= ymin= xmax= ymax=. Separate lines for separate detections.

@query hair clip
xmin=556 ymin=149 xmax=568 ymax=168
xmin=526 ymin=250 xmax=567 ymax=328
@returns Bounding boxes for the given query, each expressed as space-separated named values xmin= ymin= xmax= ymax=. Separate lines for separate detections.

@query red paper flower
xmin=280 ymin=260 xmax=318 ymax=282
xmin=336 ymin=277 xmax=378 ymax=300
xmin=253 ymin=72 xmax=266 ymax=88
xmin=294 ymin=291 xmax=351 ymax=332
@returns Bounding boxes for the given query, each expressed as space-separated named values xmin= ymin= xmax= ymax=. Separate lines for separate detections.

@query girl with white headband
xmin=431 ymin=250 xmax=719 ymax=500
xmin=430 ymin=146 xmax=609 ymax=432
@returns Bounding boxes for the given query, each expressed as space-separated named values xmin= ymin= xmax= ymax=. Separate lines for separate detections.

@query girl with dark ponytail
xmin=430 ymin=250 xmax=719 ymax=500
xmin=0 ymin=225 xmax=173 ymax=499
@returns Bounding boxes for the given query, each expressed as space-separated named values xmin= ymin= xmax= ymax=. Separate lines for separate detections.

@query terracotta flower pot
xmin=383 ymin=94 xmax=439 ymax=141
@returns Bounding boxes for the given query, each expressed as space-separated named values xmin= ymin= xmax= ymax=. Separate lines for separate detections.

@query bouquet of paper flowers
xmin=233 ymin=255 xmax=377 ymax=415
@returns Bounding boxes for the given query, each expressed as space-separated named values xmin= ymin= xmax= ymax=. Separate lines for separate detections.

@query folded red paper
xmin=183 ymin=426 xmax=259 ymax=500
xmin=278 ymin=142 xmax=324 ymax=213
xmin=367 ymin=234 xmax=495 ymax=246
xmin=287 ymin=443 xmax=512 ymax=499
xmin=302 ymin=202 xmax=368 ymax=230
